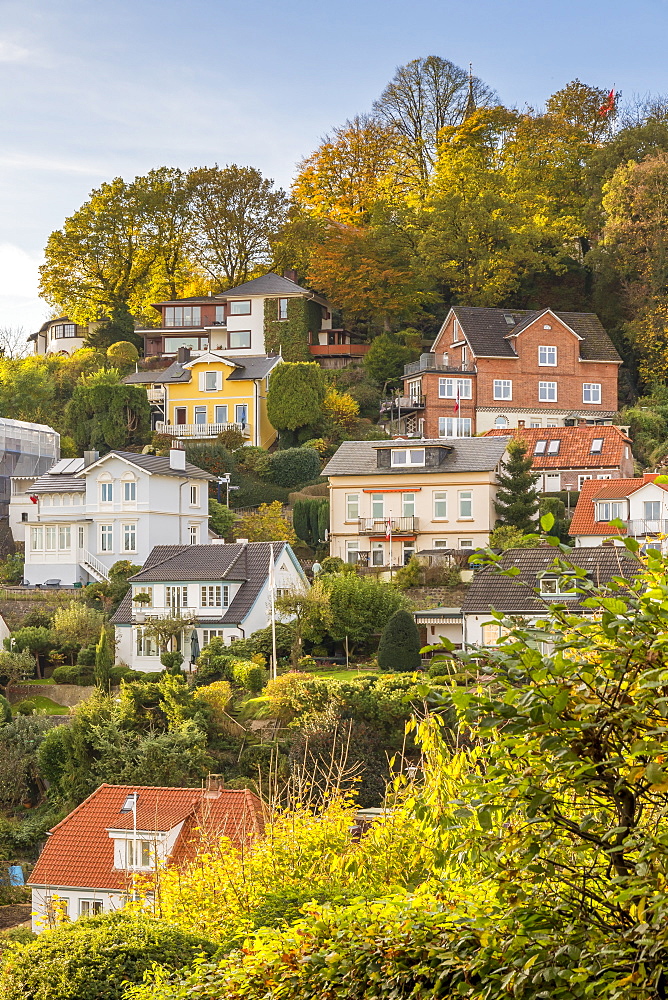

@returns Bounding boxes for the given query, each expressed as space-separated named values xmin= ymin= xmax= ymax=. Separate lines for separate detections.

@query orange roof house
xmin=484 ymin=424 xmax=634 ymax=492
xmin=28 ymin=782 xmax=264 ymax=931
xmin=570 ymin=473 xmax=668 ymax=547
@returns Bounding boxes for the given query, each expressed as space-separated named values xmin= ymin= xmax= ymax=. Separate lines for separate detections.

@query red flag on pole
xmin=385 ymin=518 xmax=392 ymax=540
xmin=453 ymin=385 xmax=460 ymax=414
xmin=29 ymin=495 xmax=39 ymax=504
xmin=599 ymin=89 xmax=615 ymax=116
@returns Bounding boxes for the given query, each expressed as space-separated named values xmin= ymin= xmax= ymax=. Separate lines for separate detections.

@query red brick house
xmin=28 ymin=782 xmax=264 ymax=932
xmin=484 ymin=423 xmax=635 ymax=492
xmin=381 ymin=307 xmax=621 ymax=438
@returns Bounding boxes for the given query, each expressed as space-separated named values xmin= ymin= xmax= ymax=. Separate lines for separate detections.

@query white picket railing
xmin=81 ymin=550 xmax=110 ymax=582
xmin=155 ymin=421 xmax=250 ymax=439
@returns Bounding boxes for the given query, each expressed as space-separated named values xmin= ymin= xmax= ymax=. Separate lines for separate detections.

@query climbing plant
xmin=264 ymin=298 xmax=323 ymax=361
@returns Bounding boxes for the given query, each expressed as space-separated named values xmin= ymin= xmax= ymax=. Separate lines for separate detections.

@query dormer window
xmin=391 ymin=448 xmax=425 ymax=467
xmin=534 ymin=440 xmax=547 ymax=455
xmin=539 ymin=573 xmax=578 ymax=597
xmin=547 ymin=440 xmax=560 ymax=455
xmin=539 ymin=346 xmax=557 ymax=366
xmin=126 ymin=839 xmax=151 ymax=869
xmin=596 ymin=501 xmax=624 ymax=522
xmin=591 ymin=438 xmax=604 ymax=454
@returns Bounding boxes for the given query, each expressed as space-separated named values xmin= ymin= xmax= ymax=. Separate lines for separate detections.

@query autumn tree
xmin=39 ymin=175 xmax=167 ymax=324
xmin=293 ymin=115 xmax=403 ymax=223
xmin=52 ymin=601 xmax=106 ymax=650
xmin=187 ymin=165 xmax=289 ymax=287
xmin=545 ymin=77 xmax=616 ymax=143
xmin=373 ymin=55 xmax=495 ymax=185
xmin=237 ymin=502 xmax=297 ymax=544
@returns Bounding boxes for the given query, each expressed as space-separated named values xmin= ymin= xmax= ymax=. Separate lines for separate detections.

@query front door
xmin=175 ymin=408 xmax=187 ymax=426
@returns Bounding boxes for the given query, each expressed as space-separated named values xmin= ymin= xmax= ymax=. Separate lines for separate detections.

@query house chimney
xmin=83 ymin=450 xmax=99 ymax=467
xmin=235 ymin=537 xmax=249 ymax=544
xmin=177 ymin=346 xmax=191 ymax=364
xmin=517 ymin=420 xmax=525 ymax=429
xmin=169 ymin=440 xmax=186 ymax=470
xmin=578 ymin=417 xmax=587 ymax=426
xmin=283 ymin=268 xmax=298 ymax=283
xmin=204 ymin=774 xmax=224 ymax=798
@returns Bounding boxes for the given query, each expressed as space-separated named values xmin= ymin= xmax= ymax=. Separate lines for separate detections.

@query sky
xmin=0 ymin=0 xmax=666 ymax=337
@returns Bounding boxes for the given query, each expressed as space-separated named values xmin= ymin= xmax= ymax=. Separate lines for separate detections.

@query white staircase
xmin=81 ymin=551 xmax=110 ymax=582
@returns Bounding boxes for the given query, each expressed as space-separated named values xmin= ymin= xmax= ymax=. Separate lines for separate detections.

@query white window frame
xmin=133 ymin=586 xmax=153 ymax=606
xmin=166 ymin=585 xmax=188 ymax=611
xmin=538 ymin=346 xmax=557 ymax=366
xmin=578 ymin=474 xmax=593 ymax=489
xmin=438 ymin=378 xmax=472 ymax=399
xmin=371 ymin=541 xmax=385 ymax=566
xmin=78 ymin=526 xmax=85 ymax=548
xmin=539 ymin=381 xmax=557 ymax=402
xmin=123 ymin=480 xmax=136 ymax=502
xmin=278 ymin=297 xmax=289 ymax=320
xmin=644 ymin=500 xmax=661 ymax=521
xmin=433 ymin=492 xmax=447 ymax=519
xmin=494 ymin=415 xmax=509 ymax=428
xmin=59 ymin=525 xmax=71 ymax=550
xmin=194 ymin=405 xmax=207 ymax=425
xmin=597 ymin=501 xmax=625 ymax=522
xmin=31 ymin=526 xmax=43 ymax=551
xmin=122 ymin=523 xmax=137 ymax=553
xmin=402 ymin=493 xmax=415 ymax=518
xmin=591 ymin=438 xmax=604 ymax=454
xmin=346 ymin=493 xmax=359 ymax=520
xmin=370 ymin=493 xmax=384 ymax=519
xmin=190 ymin=485 xmax=199 ymax=506
xmin=438 ymin=417 xmax=471 ymax=438
xmin=204 ymin=371 xmax=218 ymax=391
xmin=459 ymin=539 xmax=474 ymax=549
xmin=202 ymin=629 xmax=224 ymax=646
xmin=79 ymin=899 xmax=103 ymax=917
xmin=459 ymin=491 xmax=473 ymax=518
xmin=126 ymin=839 xmax=151 ymax=869
xmin=228 ymin=300 xmax=251 ymax=315
xmin=100 ymin=481 xmax=113 ymax=503
xmin=235 ymin=404 xmax=249 ymax=425
xmin=189 ymin=524 xmax=200 ymax=545
xmin=229 ymin=330 xmax=251 ymax=349
xmin=136 ymin=628 xmax=157 ymax=657
xmin=45 ymin=525 xmax=57 ymax=552
xmin=346 ymin=541 xmax=359 ymax=564
xmin=214 ymin=404 xmax=228 ymax=424
xmin=547 ymin=439 xmax=560 ymax=455
xmin=391 ymin=448 xmax=425 ymax=467
xmin=493 ymin=379 xmax=512 ymax=400
xmin=201 ymin=584 xmax=229 ymax=608
xmin=583 ymin=383 xmax=601 ymax=404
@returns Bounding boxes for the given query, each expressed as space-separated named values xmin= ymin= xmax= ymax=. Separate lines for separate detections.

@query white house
xmin=28 ymin=781 xmax=264 ymax=932
xmin=17 ymin=447 xmax=213 ymax=586
xmin=570 ymin=474 xmax=668 ymax=549
xmin=112 ymin=540 xmax=308 ymax=670
xmin=460 ymin=546 xmax=638 ymax=648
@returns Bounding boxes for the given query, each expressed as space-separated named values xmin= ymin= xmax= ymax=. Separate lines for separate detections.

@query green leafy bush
xmin=0 ymin=911 xmax=216 ymax=1000
xmin=194 ymin=638 xmax=234 ymax=687
xmin=231 ymin=659 xmax=266 ymax=694
xmin=235 ymin=445 xmax=270 ymax=476
xmin=0 ymin=552 xmax=24 ymax=585
xmin=266 ymin=448 xmax=321 ymax=488
xmin=14 ymin=699 xmax=37 ymax=715
xmin=51 ymin=664 xmax=95 ymax=685
xmin=0 ymin=693 xmax=11 ymax=724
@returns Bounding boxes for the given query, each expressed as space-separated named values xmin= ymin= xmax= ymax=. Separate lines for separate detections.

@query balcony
xmin=146 ymin=388 xmax=165 ymax=403
xmin=155 ymin=421 xmax=250 ymax=439
xmin=358 ymin=516 xmax=418 ymax=535
xmin=380 ymin=394 xmax=425 ymax=413
xmin=626 ymin=519 xmax=668 ymax=536
xmin=403 ymin=353 xmax=476 ymax=376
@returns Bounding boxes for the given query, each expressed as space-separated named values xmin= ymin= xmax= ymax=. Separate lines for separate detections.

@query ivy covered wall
xmin=264 ymin=298 xmax=322 ymax=362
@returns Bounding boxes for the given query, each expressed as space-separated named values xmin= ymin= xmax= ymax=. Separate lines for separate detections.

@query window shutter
xmin=199 ymin=373 xmax=206 ymax=391
xmin=216 ymin=371 xmax=222 ymax=390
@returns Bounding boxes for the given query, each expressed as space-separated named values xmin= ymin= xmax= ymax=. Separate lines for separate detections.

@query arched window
xmin=495 ymin=415 xmax=509 ymax=428
xmin=98 ymin=473 xmax=113 ymax=504
xmin=121 ymin=473 xmax=137 ymax=503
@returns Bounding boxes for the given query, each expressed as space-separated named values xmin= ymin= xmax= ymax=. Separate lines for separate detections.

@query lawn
xmin=13 ymin=695 xmax=68 ymax=715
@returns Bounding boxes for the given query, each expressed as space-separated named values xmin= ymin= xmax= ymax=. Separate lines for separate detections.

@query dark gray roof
xmin=450 ymin=307 xmax=621 ymax=362
xmin=31 ymin=474 xmax=85 ymax=494
xmin=461 ymin=547 xmax=638 ymax=614
xmin=414 ymin=607 xmax=462 ymax=618
xmin=123 ymin=361 xmax=191 ymax=385
xmin=216 ymin=273 xmax=313 ymax=298
xmin=225 ymin=355 xmax=281 ymax=380
xmin=92 ymin=451 xmax=213 ymax=481
xmin=113 ymin=542 xmax=293 ymax=626
xmin=322 ymin=438 xmax=510 ymax=477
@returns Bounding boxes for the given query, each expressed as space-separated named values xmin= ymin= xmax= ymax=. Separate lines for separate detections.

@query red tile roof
xmin=569 ymin=475 xmax=668 ymax=536
xmin=484 ymin=424 xmax=631 ymax=469
xmin=29 ymin=784 xmax=265 ymax=891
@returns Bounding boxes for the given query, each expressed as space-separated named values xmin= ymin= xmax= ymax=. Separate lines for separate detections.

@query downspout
xmin=254 ymin=379 xmax=259 ymax=447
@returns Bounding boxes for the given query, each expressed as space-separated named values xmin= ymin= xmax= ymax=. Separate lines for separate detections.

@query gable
xmin=507 ymin=309 xmax=583 ymax=344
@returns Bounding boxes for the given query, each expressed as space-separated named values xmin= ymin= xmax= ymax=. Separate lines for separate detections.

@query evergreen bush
xmin=266 ymin=448 xmax=321 ymax=488
xmin=494 ymin=438 xmax=540 ymax=532
xmin=231 ymin=659 xmax=267 ymax=694
xmin=377 ymin=610 xmax=422 ymax=672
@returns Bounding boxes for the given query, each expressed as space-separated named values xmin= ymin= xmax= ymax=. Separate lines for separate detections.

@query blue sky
xmin=0 ymin=0 xmax=665 ymax=334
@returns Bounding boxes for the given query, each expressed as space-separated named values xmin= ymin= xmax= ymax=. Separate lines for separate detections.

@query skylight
xmin=534 ymin=440 xmax=547 ymax=455
xmin=547 ymin=440 xmax=560 ymax=455
xmin=120 ymin=793 xmax=138 ymax=813
xmin=504 ymin=314 xmax=515 ymax=325
xmin=591 ymin=438 xmax=604 ymax=454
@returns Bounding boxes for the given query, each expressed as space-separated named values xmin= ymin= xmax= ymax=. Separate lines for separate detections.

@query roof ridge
xmin=129 ymin=545 xmax=190 ymax=580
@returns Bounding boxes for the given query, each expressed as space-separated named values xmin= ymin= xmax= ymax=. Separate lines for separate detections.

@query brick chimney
xmin=204 ymin=774 xmax=224 ymax=798
xmin=283 ymin=268 xmax=299 ymax=283
xmin=517 ymin=420 xmax=525 ymax=429
xmin=578 ymin=417 xmax=587 ymax=426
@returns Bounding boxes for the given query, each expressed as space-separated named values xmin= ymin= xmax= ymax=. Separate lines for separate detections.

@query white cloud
xmin=0 ymin=39 xmax=30 ymax=63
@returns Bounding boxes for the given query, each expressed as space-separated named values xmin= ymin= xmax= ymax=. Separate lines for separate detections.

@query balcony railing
xmin=358 ymin=516 xmax=418 ymax=535
xmin=626 ymin=519 xmax=668 ymax=536
xmin=403 ymin=353 xmax=476 ymax=376
xmin=380 ymin=395 xmax=425 ymax=413
xmin=146 ymin=388 xmax=165 ymax=403
xmin=155 ymin=421 xmax=250 ymax=439
xmin=309 ymin=343 xmax=370 ymax=357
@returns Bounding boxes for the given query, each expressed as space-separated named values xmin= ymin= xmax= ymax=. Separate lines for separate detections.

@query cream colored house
xmin=322 ymin=438 xmax=510 ymax=567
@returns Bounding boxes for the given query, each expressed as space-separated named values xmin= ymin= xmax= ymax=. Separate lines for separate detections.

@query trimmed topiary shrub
xmin=51 ymin=664 xmax=95 ymax=685
xmin=14 ymin=699 xmax=37 ymax=715
xmin=266 ymin=448 xmax=321 ymax=488
xmin=377 ymin=610 xmax=422 ymax=672
xmin=0 ymin=911 xmax=216 ymax=1000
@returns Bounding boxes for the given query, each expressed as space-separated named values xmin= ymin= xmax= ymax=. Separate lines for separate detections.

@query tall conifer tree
xmin=494 ymin=438 xmax=540 ymax=533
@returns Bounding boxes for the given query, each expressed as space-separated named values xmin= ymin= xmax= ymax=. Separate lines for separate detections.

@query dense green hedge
xmin=0 ymin=911 xmax=216 ymax=1000
xmin=266 ymin=448 xmax=321 ymax=488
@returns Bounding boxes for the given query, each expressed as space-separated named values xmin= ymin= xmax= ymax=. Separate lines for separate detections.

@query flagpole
xmin=269 ymin=543 xmax=277 ymax=681
xmin=388 ymin=518 xmax=393 ymax=580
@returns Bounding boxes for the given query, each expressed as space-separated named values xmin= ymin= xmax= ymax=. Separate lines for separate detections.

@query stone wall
xmin=7 ymin=683 xmax=95 ymax=708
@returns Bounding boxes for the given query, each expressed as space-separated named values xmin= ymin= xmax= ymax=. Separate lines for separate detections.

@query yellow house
xmin=155 ymin=352 xmax=281 ymax=448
